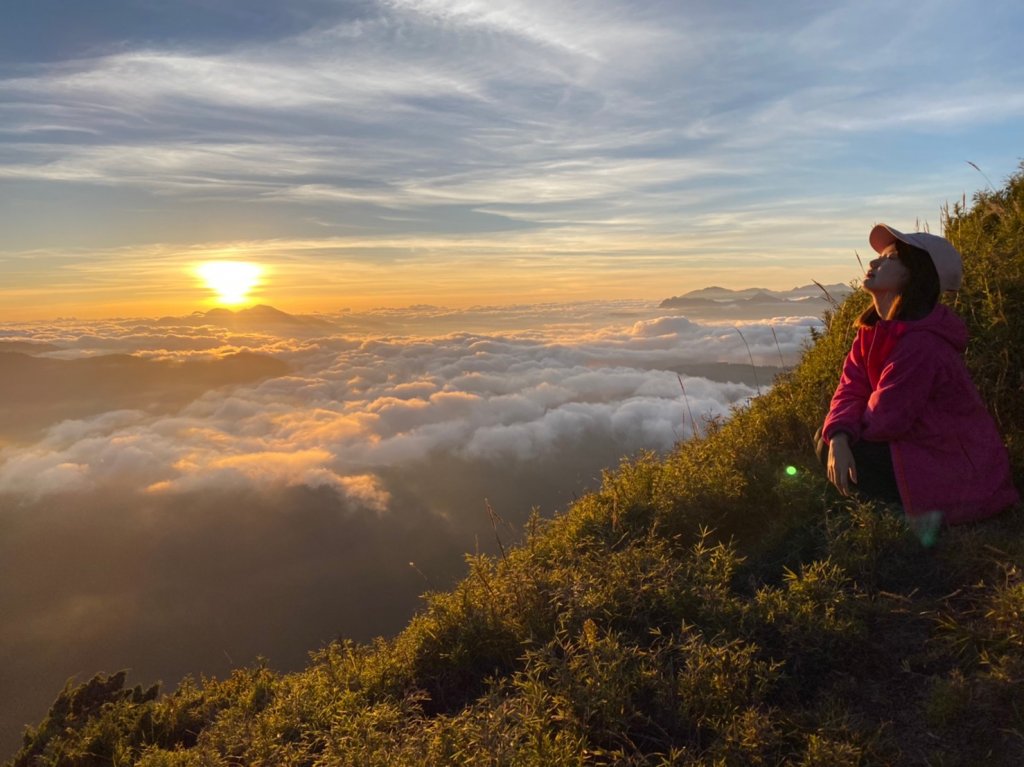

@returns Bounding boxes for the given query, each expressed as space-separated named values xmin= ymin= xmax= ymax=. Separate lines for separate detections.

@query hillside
xmin=8 ymin=166 xmax=1024 ymax=766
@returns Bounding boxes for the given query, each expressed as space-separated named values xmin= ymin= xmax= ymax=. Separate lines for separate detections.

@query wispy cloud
xmin=3 ymin=1 xmax=1021 ymax=322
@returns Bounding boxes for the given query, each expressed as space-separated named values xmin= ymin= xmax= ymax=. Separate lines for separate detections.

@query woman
xmin=819 ymin=224 xmax=1018 ymax=534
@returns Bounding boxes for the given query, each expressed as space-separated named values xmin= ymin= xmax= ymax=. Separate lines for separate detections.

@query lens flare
xmin=196 ymin=261 xmax=262 ymax=305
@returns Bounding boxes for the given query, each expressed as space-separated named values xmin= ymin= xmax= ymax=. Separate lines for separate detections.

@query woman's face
xmin=863 ymin=244 xmax=909 ymax=296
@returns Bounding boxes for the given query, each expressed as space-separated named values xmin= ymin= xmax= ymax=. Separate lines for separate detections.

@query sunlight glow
xmin=196 ymin=261 xmax=263 ymax=305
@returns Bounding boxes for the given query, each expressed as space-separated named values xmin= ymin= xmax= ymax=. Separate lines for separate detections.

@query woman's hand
xmin=827 ymin=433 xmax=857 ymax=496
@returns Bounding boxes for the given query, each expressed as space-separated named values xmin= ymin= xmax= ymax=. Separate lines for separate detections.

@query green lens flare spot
xmin=785 ymin=465 xmax=798 ymax=476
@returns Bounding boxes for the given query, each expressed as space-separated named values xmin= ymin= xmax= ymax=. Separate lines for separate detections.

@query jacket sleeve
xmin=822 ymin=334 xmax=870 ymax=443
xmin=860 ymin=336 xmax=941 ymax=441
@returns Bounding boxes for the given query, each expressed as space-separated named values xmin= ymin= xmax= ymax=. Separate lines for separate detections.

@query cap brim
xmin=869 ymin=224 xmax=904 ymax=254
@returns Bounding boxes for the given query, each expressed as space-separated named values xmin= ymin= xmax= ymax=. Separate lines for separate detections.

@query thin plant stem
xmin=734 ymin=326 xmax=761 ymax=396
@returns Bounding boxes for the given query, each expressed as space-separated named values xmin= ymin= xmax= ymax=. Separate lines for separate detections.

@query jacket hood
xmin=887 ymin=303 xmax=967 ymax=353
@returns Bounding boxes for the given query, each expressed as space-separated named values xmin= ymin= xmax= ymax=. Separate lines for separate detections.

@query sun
xmin=196 ymin=261 xmax=263 ymax=306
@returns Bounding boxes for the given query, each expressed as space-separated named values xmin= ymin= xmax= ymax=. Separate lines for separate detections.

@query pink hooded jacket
xmin=823 ymin=304 xmax=1018 ymax=523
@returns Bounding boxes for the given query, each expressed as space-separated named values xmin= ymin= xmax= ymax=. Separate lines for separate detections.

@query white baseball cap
xmin=869 ymin=224 xmax=963 ymax=292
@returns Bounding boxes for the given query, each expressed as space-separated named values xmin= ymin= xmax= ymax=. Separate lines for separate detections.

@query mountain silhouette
xmin=0 ymin=340 xmax=62 ymax=354
xmin=0 ymin=351 xmax=289 ymax=443
xmin=156 ymin=305 xmax=338 ymax=332
xmin=658 ymin=283 xmax=852 ymax=318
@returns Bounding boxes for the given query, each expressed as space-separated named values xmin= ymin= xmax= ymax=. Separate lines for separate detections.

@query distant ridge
xmin=156 ymin=304 xmax=337 ymax=331
xmin=0 ymin=340 xmax=61 ymax=354
xmin=0 ymin=351 xmax=289 ymax=442
xmin=660 ymin=283 xmax=852 ymax=313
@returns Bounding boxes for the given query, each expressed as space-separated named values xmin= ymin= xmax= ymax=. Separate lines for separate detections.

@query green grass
xmin=9 ymin=164 xmax=1024 ymax=767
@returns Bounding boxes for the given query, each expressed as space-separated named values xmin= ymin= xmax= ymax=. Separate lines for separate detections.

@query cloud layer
xmin=0 ymin=300 xmax=819 ymax=753
xmin=0 ymin=302 xmax=817 ymax=501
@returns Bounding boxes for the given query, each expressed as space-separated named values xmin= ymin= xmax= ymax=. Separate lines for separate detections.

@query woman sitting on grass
xmin=819 ymin=225 xmax=1018 ymax=539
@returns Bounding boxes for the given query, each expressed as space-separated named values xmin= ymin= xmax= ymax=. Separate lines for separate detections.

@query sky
xmin=1 ymin=0 xmax=1022 ymax=319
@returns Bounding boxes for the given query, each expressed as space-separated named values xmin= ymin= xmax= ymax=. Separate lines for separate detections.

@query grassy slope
xmin=9 ymin=166 xmax=1024 ymax=767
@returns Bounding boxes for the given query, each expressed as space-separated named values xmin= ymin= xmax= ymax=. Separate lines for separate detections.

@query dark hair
xmin=856 ymin=240 xmax=941 ymax=327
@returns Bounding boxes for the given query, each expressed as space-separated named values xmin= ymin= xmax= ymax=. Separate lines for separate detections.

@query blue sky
xmin=1 ymin=0 xmax=1022 ymax=318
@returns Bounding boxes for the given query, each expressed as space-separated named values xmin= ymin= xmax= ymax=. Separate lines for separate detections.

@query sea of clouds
xmin=0 ymin=299 xmax=822 ymax=752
